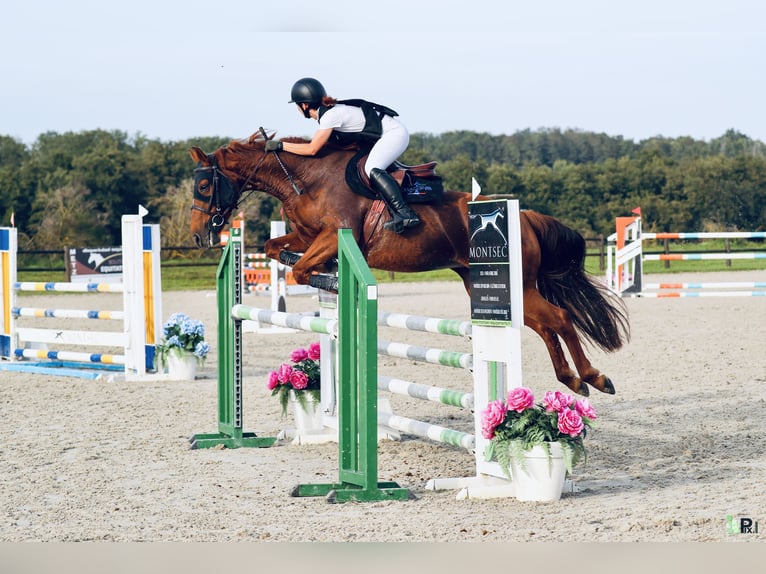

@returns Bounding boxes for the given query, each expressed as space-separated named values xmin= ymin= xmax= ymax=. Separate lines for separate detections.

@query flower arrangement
xmin=155 ymin=312 xmax=210 ymax=367
xmin=267 ymin=342 xmax=321 ymax=416
xmin=481 ymin=387 xmax=597 ymax=478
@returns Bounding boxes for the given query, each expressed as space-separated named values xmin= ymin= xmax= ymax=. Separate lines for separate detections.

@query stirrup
xmin=383 ymin=214 xmax=420 ymax=234
xmin=383 ymin=217 xmax=405 ymax=234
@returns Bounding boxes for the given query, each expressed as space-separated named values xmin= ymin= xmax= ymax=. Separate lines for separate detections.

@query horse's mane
xmin=226 ymin=131 xmax=355 ymax=158
xmin=242 ymin=131 xmax=311 ymax=147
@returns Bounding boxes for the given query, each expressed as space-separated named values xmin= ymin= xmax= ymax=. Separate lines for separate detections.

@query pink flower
xmin=290 ymin=370 xmax=309 ymax=390
xmin=307 ymin=342 xmax=321 ymax=361
xmin=266 ymin=371 xmax=280 ymax=391
xmin=480 ymin=400 xmax=507 ymax=439
xmin=290 ymin=347 xmax=309 ymax=362
xmin=506 ymin=387 xmax=534 ymax=412
xmin=558 ymin=407 xmax=585 ymax=437
xmin=575 ymin=398 xmax=597 ymax=420
xmin=277 ymin=363 xmax=293 ymax=383
xmin=543 ymin=391 xmax=574 ymax=412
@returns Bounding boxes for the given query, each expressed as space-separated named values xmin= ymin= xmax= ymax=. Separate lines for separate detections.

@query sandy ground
xmin=1 ymin=270 xmax=765 ymax=542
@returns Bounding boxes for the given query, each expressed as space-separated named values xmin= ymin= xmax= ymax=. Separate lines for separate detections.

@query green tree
xmin=29 ymin=182 xmax=104 ymax=249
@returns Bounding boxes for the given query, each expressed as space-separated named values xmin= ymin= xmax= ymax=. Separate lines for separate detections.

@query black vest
xmin=317 ymin=99 xmax=399 ymax=147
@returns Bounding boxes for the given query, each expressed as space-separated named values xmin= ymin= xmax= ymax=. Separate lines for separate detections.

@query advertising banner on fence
xmin=467 ymin=199 xmax=513 ymax=325
xmin=67 ymin=246 xmax=123 ymax=283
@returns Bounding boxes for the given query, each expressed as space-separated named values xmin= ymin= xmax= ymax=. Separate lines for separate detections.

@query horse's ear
xmin=189 ymin=146 xmax=207 ymax=163
xmin=247 ymin=130 xmax=273 ymax=144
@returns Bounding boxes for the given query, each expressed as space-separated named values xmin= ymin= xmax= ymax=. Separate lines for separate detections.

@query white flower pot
xmin=289 ymin=390 xmax=323 ymax=433
xmin=166 ymin=352 xmax=198 ymax=381
xmin=509 ymin=442 xmax=567 ymax=502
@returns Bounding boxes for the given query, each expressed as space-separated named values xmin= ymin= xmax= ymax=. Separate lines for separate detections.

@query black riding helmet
xmin=289 ymin=78 xmax=327 ymax=117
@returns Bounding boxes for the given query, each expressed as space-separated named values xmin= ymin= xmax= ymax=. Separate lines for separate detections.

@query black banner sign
xmin=468 ymin=200 xmax=512 ymax=324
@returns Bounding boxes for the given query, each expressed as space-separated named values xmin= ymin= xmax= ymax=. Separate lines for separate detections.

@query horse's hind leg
xmin=523 ymin=288 xmax=615 ymax=396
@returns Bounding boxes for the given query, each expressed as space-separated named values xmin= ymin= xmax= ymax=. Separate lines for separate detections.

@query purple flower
xmin=506 ymin=387 xmax=534 ymax=413
xmin=277 ymin=363 xmax=293 ymax=383
xmin=290 ymin=347 xmax=309 ymax=363
xmin=558 ymin=407 xmax=585 ymax=437
xmin=290 ymin=370 xmax=309 ymax=390
xmin=480 ymin=400 xmax=507 ymax=439
xmin=543 ymin=391 xmax=574 ymax=412
xmin=266 ymin=371 xmax=280 ymax=391
xmin=574 ymin=398 xmax=597 ymax=420
xmin=307 ymin=342 xmax=321 ymax=361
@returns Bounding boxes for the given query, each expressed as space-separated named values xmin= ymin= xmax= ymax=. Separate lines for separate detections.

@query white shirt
xmin=317 ymin=104 xmax=367 ymax=133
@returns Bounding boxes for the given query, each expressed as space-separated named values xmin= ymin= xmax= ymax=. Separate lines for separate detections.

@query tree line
xmin=1 ymin=127 xmax=764 ymax=250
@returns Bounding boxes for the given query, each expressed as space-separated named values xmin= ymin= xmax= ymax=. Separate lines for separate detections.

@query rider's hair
xmin=319 ymin=96 xmax=337 ymax=108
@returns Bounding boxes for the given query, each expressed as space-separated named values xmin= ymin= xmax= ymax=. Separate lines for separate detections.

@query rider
xmin=265 ymin=77 xmax=421 ymax=233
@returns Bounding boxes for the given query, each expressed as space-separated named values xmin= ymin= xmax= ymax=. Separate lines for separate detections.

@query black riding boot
xmin=369 ymin=168 xmax=421 ymax=233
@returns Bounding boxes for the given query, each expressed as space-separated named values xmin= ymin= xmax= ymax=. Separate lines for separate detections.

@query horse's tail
xmin=524 ymin=212 xmax=630 ymax=352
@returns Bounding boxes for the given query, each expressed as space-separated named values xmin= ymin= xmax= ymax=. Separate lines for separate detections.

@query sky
xmin=2 ymin=0 xmax=765 ymax=146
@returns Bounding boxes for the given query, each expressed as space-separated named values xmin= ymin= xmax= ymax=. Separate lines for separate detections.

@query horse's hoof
xmin=601 ymin=377 xmax=616 ymax=395
xmin=575 ymin=383 xmax=590 ymax=397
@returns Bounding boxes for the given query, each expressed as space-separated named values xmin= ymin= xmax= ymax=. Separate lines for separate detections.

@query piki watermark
xmin=726 ymin=515 xmax=759 ymax=535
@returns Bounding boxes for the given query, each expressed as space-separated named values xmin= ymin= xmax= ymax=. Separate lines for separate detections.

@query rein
xmin=259 ymin=126 xmax=303 ymax=196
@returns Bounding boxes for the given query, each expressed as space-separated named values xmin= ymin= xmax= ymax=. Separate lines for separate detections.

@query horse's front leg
xmin=288 ymin=229 xmax=340 ymax=286
xmin=264 ymin=232 xmax=310 ymax=262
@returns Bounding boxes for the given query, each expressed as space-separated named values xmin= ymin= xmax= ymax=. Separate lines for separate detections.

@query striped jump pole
xmin=377 ymin=376 xmax=474 ymax=410
xmin=637 ymin=291 xmax=766 ymax=298
xmin=231 ymin=305 xmax=337 ymax=336
xmin=607 ymin=217 xmax=766 ymax=297
xmin=644 ymin=252 xmax=766 ymax=261
xmin=14 ymin=348 xmax=125 ymax=365
xmin=12 ymin=282 xmax=123 ymax=293
xmin=12 ymin=307 xmax=125 ymax=320
xmin=644 ymin=231 xmax=766 ymax=240
xmin=377 ymin=312 xmax=472 ymax=337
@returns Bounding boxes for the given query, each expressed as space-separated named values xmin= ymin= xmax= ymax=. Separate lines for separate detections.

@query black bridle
xmin=191 ymin=161 xmax=238 ymax=232
xmin=191 ymin=130 xmax=303 ymax=234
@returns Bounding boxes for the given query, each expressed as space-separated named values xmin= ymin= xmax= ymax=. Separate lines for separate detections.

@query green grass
xmin=16 ymin=241 xmax=765 ymax=291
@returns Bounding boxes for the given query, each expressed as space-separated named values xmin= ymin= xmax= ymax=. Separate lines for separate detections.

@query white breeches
xmin=363 ymin=116 xmax=410 ymax=176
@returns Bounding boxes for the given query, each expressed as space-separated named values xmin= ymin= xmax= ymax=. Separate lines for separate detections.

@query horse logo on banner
xmin=469 ymin=207 xmax=507 ymax=244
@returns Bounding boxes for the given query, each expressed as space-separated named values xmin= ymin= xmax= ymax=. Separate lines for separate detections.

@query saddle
xmin=344 ymin=148 xmax=444 ymax=203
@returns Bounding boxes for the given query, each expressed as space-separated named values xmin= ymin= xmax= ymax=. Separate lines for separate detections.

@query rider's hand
xmin=265 ymin=140 xmax=283 ymax=152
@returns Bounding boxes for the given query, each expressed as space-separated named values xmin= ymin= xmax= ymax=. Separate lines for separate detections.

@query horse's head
xmin=189 ymin=146 xmax=242 ymax=248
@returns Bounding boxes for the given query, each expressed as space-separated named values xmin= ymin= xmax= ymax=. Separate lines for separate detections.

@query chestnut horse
xmin=189 ymin=133 xmax=629 ymax=396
